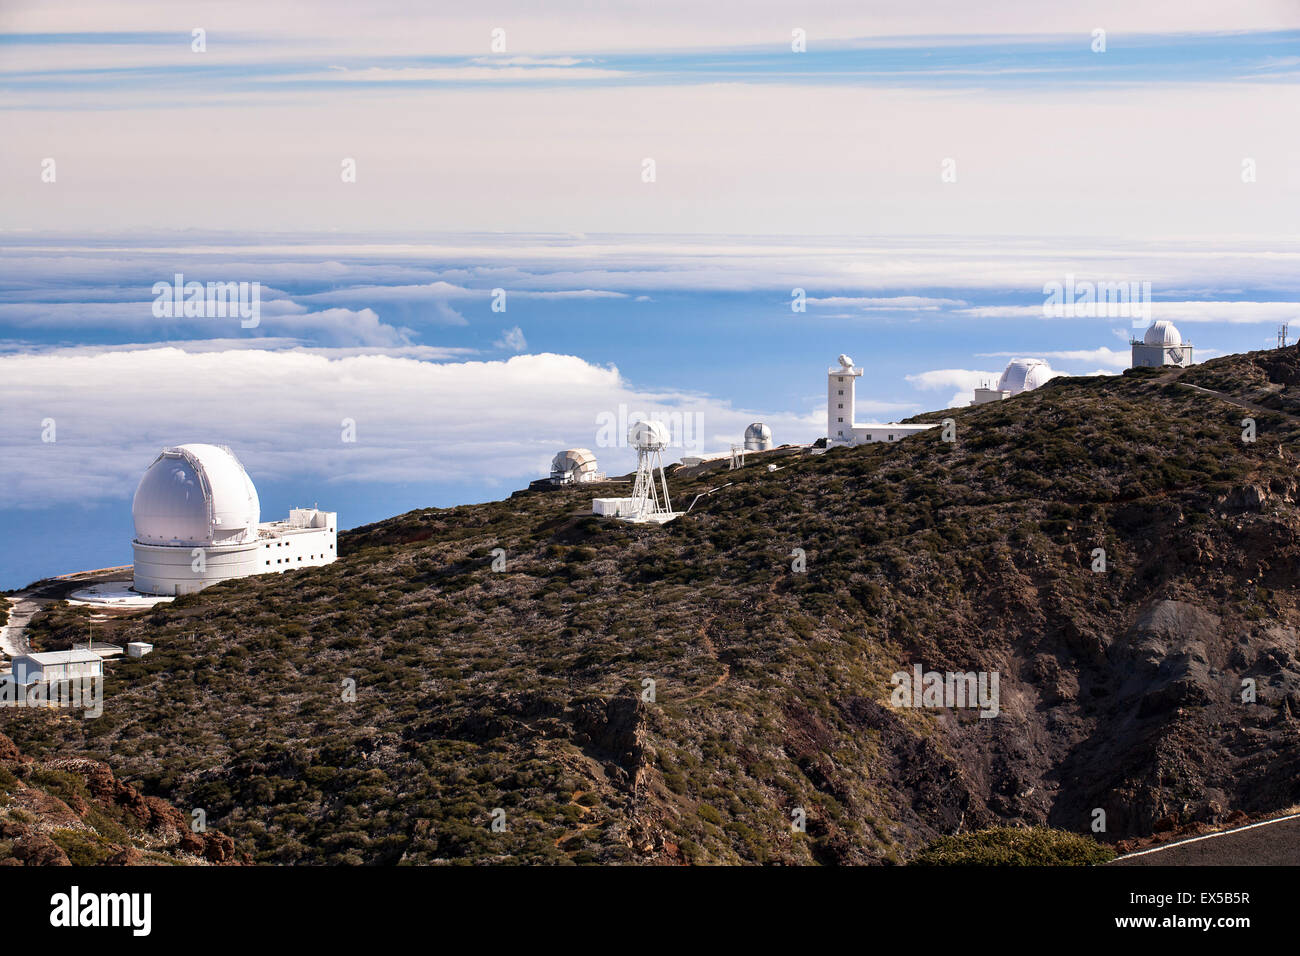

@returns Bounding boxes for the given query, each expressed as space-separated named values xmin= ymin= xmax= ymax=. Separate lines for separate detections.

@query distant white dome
xmin=1144 ymin=320 xmax=1182 ymax=347
xmin=838 ymin=354 xmax=855 ymax=369
xmin=551 ymin=448 xmax=598 ymax=478
xmin=997 ymin=358 xmax=1054 ymax=396
xmin=132 ymin=444 xmax=260 ymax=547
xmin=628 ymin=420 xmax=671 ymax=451
xmin=744 ymin=422 xmax=773 ymax=451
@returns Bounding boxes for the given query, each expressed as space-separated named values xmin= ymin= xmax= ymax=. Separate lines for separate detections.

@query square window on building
xmin=837 ymin=417 xmax=843 ymax=422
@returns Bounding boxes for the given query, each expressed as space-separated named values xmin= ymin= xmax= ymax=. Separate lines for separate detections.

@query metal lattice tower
xmin=628 ymin=421 xmax=674 ymax=519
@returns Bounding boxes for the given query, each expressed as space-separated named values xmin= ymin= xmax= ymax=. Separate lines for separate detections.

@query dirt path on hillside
xmin=680 ymin=622 xmax=729 ymax=703
xmin=553 ymin=790 xmax=602 ymax=850
xmin=1178 ymin=381 xmax=1300 ymax=423
xmin=0 ymin=593 xmax=41 ymax=657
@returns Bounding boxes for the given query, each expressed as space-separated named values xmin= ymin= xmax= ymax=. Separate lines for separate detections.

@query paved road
xmin=1 ymin=568 xmax=137 ymax=660
xmin=0 ymin=593 xmax=40 ymax=657
xmin=1112 ymin=814 xmax=1300 ymax=866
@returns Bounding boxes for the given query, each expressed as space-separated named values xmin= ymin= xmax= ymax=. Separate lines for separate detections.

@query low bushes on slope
xmin=912 ymin=827 xmax=1115 ymax=866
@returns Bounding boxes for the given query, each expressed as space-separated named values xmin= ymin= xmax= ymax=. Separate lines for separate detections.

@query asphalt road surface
xmin=1112 ymin=814 xmax=1300 ymax=866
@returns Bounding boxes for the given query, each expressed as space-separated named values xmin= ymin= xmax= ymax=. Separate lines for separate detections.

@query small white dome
xmin=1144 ymin=320 xmax=1182 ymax=347
xmin=744 ymin=422 xmax=773 ymax=451
xmin=132 ymin=444 xmax=260 ymax=547
xmin=628 ymin=420 xmax=671 ymax=451
xmin=837 ymin=354 xmax=855 ymax=369
xmin=997 ymin=358 xmax=1054 ymax=396
xmin=551 ymin=448 xmax=598 ymax=478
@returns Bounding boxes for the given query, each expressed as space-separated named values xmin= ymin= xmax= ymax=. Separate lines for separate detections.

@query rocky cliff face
xmin=5 ymin=348 xmax=1300 ymax=864
xmin=0 ymin=732 xmax=243 ymax=865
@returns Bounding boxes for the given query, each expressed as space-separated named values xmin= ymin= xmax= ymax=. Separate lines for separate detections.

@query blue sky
xmin=2 ymin=1 xmax=1299 ymax=588
xmin=4 ymin=30 xmax=1300 ymax=98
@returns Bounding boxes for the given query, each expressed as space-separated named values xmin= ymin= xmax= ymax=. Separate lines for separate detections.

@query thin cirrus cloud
xmin=7 ymin=236 xmax=1300 ymax=298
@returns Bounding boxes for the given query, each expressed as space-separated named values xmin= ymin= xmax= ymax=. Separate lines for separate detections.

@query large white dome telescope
xmin=1144 ymin=320 xmax=1182 ymax=347
xmin=744 ymin=422 xmax=773 ymax=451
xmin=132 ymin=443 xmax=260 ymax=546
xmin=130 ymin=443 xmax=338 ymax=596
xmin=997 ymin=358 xmax=1054 ymax=396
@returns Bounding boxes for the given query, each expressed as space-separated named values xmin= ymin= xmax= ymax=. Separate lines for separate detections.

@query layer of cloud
xmin=0 ymin=348 xmax=815 ymax=508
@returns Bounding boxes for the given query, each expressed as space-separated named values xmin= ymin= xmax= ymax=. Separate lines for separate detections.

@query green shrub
xmin=911 ymin=827 xmax=1114 ymax=866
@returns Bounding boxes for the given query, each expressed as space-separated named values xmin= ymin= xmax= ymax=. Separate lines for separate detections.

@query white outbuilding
xmin=7 ymin=650 xmax=103 ymax=686
xmin=1131 ymin=320 xmax=1193 ymax=368
xmin=131 ymin=444 xmax=336 ymax=596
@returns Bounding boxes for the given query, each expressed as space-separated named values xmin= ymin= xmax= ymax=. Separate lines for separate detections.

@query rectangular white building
xmin=8 ymin=650 xmax=103 ymax=686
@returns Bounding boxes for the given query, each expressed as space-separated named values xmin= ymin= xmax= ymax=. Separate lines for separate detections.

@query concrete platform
xmin=66 ymin=580 xmax=173 ymax=608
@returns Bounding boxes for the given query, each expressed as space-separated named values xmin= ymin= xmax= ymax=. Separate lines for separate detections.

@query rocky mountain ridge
xmin=5 ymin=347 xmax=1300 ymax=864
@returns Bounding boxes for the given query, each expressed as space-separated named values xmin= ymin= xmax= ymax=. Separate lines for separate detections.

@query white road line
xmin=1113 ymin=811 xmax=1300 ymax=861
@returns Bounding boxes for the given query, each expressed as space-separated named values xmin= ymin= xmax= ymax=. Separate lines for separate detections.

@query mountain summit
xmin=9 ymin=348 xmax=1300 ymax=864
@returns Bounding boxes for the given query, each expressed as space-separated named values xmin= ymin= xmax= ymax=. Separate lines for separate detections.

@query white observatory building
xmin=1131 ymin=320 xmax=1193 ymax=368
xmin=972 ymin=358 xmax=1056 ymax=404
xmin=549 ymin=448 xmax=605 ymax=485
xmin=744 ymin=423 xmax=773 ymax=451
xmin=131 ymin=444 xmax=336 ymax=596
xmin=828 ymin=354 xmax=937 ymax=446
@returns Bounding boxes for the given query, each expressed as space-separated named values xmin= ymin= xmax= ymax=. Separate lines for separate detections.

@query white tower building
xmin=1131 ymin=320 xmax=1193 ymax=368
xmin=131 ymin=444 xmax=336 ymax=596
xmin=827 ymin=354 xmax=937 ymax=446
xmin=828 ymin=354 xmax=862 ymax=443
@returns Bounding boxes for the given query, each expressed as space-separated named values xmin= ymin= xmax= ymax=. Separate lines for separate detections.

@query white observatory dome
xmin=628 ymin=420 xmax=671 ymax=451
xmin=744 ymin=422 xmax=773 ymax=451
xmin=1143 ymin=320 xmax=1182 ymax=347
xmin=132 ymin=444 xmax=260 ymax=547
xmin=551 ymin=448 xmax=598 ymax=479
xmin=997 ymin=358 xmax=1054 ymax=396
